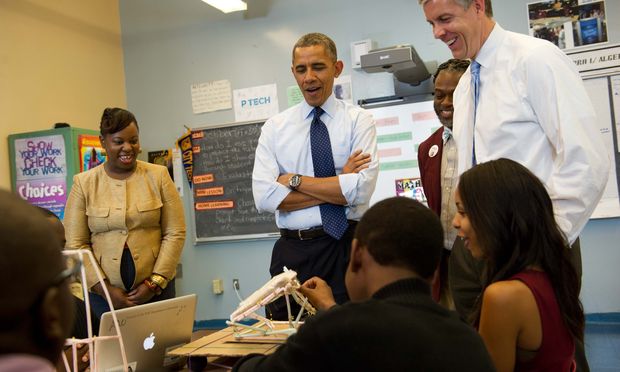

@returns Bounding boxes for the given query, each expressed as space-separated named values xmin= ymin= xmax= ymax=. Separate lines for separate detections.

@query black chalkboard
xmin=191 ymin=121 xmax=279 ymax=241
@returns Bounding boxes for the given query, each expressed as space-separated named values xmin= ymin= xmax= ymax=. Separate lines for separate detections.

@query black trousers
xmin=266 ymin=224 xmax=355 ymax=320
xmin=448 ymin=238 xmax=589 ymax=372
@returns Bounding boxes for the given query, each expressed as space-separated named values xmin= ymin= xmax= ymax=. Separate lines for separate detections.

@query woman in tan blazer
xmin=64 ymin=108 xmax=186 ymax=318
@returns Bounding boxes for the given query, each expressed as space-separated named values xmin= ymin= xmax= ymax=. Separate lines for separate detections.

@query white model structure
xmin=226 ymin=268 xmax=316 ymax=339
xmin=59 ymin=249 xmax=129 ymax=372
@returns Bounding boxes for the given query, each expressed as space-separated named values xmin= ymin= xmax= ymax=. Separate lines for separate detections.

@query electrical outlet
xmin=233 ymin=278 xmax=240 ymax=290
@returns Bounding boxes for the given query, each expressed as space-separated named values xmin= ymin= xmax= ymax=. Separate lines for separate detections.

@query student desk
xmin=172 ymin=325 xmax=290 ymax=371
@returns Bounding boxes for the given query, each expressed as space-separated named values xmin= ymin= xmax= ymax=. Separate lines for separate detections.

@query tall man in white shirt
xmin=252 ymin=33 xmax=378 ymax=320
xmin=420 ymin=0 xmax=609 ymax=318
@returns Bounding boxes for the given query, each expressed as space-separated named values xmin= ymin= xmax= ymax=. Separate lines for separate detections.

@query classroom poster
xmin=527 ymin=0 xmax=608 ymax=50
xmin=395 ymin=177 xmax=426 ymax=203
xmin=14 ymin=134 xmax=68 ymax=219
xmin=334 ymin=75 xmax=353 ymax=104
xmin=78 ymin=134 xmax=106 ymax=172
xmin=287 ymin=85 xmax=304 ymax=107
xmin=177 ymin=131 xmax=194 ymax=189
xmin=149 ymin=148 xmax=183 ymax=196
xmin=148 ymin=149 xmax=174 ymax=180
xmin=233 ymin=83 xmax=279 ymax=122
xmin=191 ymin=79 xmax=232 ymax=114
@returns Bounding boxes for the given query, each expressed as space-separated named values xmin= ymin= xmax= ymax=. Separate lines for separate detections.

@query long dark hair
xmin=458 ymin=158 xmax=583 ymax=341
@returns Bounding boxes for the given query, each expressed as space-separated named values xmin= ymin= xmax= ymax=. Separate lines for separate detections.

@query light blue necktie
xmin=310 ymin=107 xmax=349 ymax=240
xmin=442 ymin=127 xmax=452 ymax=144
xmin=471 ymin=60 xmax=481 ymax=166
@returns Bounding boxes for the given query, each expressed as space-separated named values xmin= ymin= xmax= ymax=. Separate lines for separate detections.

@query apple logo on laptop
xmin=143 ymin=332 xmax=156 ymax=350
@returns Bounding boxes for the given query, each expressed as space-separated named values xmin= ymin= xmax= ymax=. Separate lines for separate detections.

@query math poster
xmin=14 ymin=134 xmax=68 ymax=219
xmin=395 ymin=177 xmax=427 ymax=204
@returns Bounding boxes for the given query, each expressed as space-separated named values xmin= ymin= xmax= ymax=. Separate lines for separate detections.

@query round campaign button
xmin=429 ymin=144 xmax=439 ymax=158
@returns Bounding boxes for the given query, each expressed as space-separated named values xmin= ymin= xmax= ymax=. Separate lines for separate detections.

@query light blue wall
xmin=119 ymin=0 xmax=620 ymax=320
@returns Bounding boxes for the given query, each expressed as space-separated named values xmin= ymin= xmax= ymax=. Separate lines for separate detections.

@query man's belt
xmin=280 ymin=220 xmax=357 ymax=240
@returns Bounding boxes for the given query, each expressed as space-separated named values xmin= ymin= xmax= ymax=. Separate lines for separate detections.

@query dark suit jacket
xmin=233 ymin=278 xmax=495 ymax=372
xmin=418 ymin=127 xmax=445 ymax=216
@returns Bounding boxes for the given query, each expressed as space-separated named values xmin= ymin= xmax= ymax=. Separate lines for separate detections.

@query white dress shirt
xmin=252 ymin=93 xmax=378 ymax=230
xmin=453 ymin=23 xmax=609 ymax=243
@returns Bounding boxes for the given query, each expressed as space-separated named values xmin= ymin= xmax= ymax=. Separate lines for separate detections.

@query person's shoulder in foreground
xmin=232 ymin=197 xmax=494 ymax=372
xmin=0 ymin=189 xmax=75 ymax=371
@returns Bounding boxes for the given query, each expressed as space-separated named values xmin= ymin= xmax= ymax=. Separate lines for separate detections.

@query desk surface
xmin=170 ymin=325 xmax=288 ymax=358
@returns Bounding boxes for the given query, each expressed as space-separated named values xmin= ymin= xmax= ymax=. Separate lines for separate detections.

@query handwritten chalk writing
xmin=192 ymin=122 xmax=278 ymax=239
xmin=18 ymin=182 xmax=65 ymax=199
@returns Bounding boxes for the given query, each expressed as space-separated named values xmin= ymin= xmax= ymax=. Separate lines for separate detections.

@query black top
xmin=233 ymin=278 xmax=495 ymax=372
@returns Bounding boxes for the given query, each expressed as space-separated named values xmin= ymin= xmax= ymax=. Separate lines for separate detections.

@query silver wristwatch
xmin=289 ymin=174 xmax=302 ymax=190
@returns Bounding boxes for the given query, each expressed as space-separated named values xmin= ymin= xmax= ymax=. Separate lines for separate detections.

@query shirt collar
xmin=474 ymin=22 xmax=505 ymax=70
xmin=371 ymin=277 xmax=431 ymax=300
xmin=302 ymin=93 xmax=337 ymax=120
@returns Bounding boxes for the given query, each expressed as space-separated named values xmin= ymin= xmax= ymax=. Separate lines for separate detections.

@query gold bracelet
xmin=150 ymin=273 xmax=168 ymax=289
xmin=143 ymin=278 xmax=162 ymax=295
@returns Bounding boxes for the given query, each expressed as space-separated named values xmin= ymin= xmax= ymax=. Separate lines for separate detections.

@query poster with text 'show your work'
xmin=14 ymin=134 xmax=68 ymax=219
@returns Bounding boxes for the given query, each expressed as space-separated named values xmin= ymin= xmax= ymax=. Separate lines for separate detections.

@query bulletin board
xmin=190 ymin=121 xmax=279 ymax=242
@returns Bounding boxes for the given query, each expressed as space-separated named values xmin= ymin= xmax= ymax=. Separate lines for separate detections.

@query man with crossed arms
xmin=252 ymin=32 xmax=378 ymax=320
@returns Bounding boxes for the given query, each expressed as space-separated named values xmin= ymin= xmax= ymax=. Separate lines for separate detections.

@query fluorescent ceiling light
xmin=202 ymin=0 xmax=247 ymax=13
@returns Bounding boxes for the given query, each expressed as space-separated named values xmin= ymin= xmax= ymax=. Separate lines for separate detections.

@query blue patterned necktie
xmin=471 ymin=60 xmax=481 ymax=166
xmin=310 ymin=107 xmax=348 ymax=240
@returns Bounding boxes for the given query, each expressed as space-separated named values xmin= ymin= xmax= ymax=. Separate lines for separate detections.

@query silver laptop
xmin=95 ymin=294 xmax=197 ymax=372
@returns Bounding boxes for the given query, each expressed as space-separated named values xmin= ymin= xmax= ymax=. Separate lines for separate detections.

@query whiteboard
xmin=364 ymin=88 xmax=620 ymax=219
xmin=364 ymin=99 xmax=440 ymax=206
xmin=584 ymin=74 xmax=620 ymax=219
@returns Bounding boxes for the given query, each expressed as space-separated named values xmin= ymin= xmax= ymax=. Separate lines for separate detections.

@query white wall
xmin=118 ymin=0 xmax=620 ymax=320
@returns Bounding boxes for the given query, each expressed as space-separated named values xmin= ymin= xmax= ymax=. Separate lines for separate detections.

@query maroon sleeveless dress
xmin=511 ymin=270 xmax=575 ymax=372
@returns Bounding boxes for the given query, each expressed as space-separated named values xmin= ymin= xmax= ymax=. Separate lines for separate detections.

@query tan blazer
xmin=64 ymin=161 xmax=186 ymax=290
